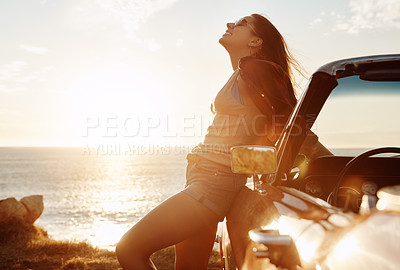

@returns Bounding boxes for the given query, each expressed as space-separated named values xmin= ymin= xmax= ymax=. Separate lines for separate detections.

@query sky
xmin=0 ymin=0 xmax=399 ymax=147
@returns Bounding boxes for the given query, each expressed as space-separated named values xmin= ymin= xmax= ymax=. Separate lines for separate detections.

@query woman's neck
xmin=229 ymin=49 xmax=252 ymax=70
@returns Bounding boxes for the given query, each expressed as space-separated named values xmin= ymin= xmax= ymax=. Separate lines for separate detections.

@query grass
xmin=0 ymin=220 xmax=221 ymax=270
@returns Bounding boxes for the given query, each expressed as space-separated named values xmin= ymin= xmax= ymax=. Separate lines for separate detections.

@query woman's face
xmin=219 ymin=16 xmax=262 ymax=54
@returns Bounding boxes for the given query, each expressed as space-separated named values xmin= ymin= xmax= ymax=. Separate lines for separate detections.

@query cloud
xmin=66 ymin=0 xmax=177 ymax=51
xmin=0 ymin=61 xmax=29 ymax=93
xmin=309 ymin=18 xmax=323 ymax=27
xmin=334 ymin=0 xmax=400 ymax=34
xmin=19 ymin=44 xmax=49 ymax=55
xmin=0 ymin=61 xmax=53 ymax=82
xmin=0 ymin=85 xmax=26 ymax=93
xmin=95 ymin=0 xmax=178 ymax=50
xmin=0 ymin=61 xmax=55 ymax=93
xmin=0 ymin=61 xmax=28 ymax=81
xmin=142 ymin=39 xmax=162 ymax=51
xmin=96 ymin=0 xmax=177 ymax=33
xmin=309 ymin=10 xmax=327 ymax=28
xmin=176 ymin=38 xmax=184 ymax=47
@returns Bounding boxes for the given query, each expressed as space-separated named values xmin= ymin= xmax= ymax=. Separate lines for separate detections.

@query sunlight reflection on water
xmin=0 ymin=147 xmax=189 ymax=250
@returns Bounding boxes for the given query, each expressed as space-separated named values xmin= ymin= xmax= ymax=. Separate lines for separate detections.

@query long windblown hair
xmin=238 ymin=14 xmax=305 ymax=142
xmin=250 ymin=13 xmax=303 ymax=98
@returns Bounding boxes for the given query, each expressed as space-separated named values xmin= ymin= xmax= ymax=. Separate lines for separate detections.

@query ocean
xmin=0 ymin=146 xmax=366 ymax=251
xmin=0 ymin=146 xmax=190 ymax=250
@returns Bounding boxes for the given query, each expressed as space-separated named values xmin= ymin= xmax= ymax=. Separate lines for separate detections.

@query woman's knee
xmin=115 ymin=228 xmax=149 ymax=267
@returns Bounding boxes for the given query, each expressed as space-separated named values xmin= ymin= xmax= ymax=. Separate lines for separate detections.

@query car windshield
xmin=310 ymin=76 xmax=400 ymax=156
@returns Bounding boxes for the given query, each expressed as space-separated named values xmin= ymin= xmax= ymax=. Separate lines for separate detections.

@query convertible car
xmin=218 ymin=54 xmax=400 ymax=270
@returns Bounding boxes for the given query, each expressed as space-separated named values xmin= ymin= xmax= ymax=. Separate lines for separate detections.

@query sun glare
xmin=90 ymin=220 xmax=130 ymax=250
xmin=332 ymin=235 xmax=358 ymax=258
xmin=68 ymin=68 xmax=162 ymax=115
xmin=296 ymin=233 xmax=319 ymax=262
xmin=66 ymin=67 xmax=170 ymax=146
xmin=83 ymin=154 xmax=145 ymax=250
xmin=261 ymin=216 xmax=325 ymax=264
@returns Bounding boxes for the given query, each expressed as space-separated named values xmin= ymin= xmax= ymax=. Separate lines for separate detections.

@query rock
xmin=0 ymin=195 xmax=44 ymax=224
xmin=0 ymin=197 xmax=28 ymax=223
xmin=20 ymin=195 xmax=44 ymax=223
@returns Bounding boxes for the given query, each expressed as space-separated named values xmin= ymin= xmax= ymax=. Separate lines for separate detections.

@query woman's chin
xmin=218 ymin=37 xmax=229 ymax=49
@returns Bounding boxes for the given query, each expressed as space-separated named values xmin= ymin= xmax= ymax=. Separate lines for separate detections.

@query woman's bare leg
xmin=175 ymin=222 xmax=218 ymax=270
xmin=115 ymin=192 xmax=220 ymax=270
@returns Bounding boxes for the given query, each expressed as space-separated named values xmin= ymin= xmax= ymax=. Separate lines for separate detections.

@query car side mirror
xmin=230 ymin=145 xmax=277 ymax=174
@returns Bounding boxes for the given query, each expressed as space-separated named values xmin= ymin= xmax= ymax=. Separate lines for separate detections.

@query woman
xmin=116 ymin=13 xmax=320 ymax=270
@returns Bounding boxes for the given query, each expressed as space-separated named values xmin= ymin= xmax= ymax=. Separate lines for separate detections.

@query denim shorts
xmin=181 ymin=153 xmax=247 ymax=221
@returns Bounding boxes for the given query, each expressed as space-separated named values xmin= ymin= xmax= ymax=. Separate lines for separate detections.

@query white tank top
xmin=191 ymin=69 xmax=271 ymax=168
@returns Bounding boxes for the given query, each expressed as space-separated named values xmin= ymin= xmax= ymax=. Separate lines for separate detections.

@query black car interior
xmin=285 ymin=151 xmax=400 ymax=212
